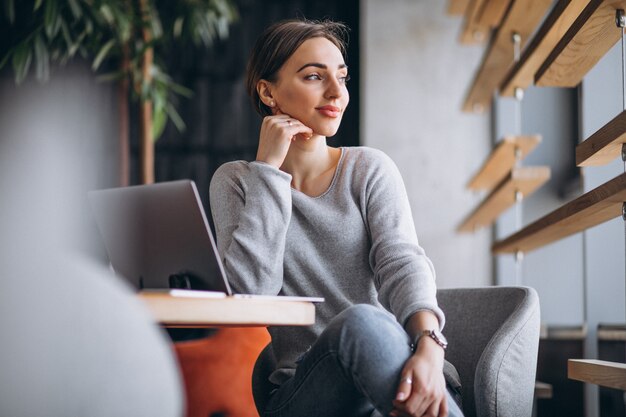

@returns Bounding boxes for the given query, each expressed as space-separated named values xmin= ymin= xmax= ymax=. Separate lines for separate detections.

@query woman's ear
xmin=257 ymin=80 xmax=275 ymax=108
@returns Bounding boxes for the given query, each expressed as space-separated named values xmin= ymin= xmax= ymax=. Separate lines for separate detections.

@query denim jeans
xmin=262 ymin=304 xmax=464 ymax=417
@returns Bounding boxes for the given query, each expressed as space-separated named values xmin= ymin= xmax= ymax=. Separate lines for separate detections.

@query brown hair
xmin=245 ymin=19 xmax=349 ymax=117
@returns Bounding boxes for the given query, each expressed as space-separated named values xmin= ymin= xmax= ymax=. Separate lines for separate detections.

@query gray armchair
xmin=252 ymin=286 xmax=540 ymax=417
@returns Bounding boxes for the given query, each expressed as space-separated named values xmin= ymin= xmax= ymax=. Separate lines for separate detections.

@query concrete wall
xmin=361 ymin=0 xmax=492 ymax=288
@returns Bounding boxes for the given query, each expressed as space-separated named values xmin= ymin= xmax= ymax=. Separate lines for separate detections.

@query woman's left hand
xmin=390 ymin=339 xmax=448 ymax=417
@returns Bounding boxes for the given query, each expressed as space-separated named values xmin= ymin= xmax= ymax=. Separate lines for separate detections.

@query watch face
xmin=434 ymin=329 xmax=447 ymax=344
xmin=430 ymin=329 xmax=448 ymax=348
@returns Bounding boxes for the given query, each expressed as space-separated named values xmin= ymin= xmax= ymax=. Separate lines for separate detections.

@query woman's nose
xmin=325 ymin=77 xmax=343 ymax=99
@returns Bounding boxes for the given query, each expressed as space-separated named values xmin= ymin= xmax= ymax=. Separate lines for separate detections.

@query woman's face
xmin=268 ymin=37 xmax=350 ymax=137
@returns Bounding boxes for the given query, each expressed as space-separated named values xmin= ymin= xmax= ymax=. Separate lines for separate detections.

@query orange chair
xmin=174 ymin=327 xmax=271 ymax=417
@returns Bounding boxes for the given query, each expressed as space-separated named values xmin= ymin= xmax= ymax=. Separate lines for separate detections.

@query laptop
xmin=88 ymin=180 xmax=323 ymax=303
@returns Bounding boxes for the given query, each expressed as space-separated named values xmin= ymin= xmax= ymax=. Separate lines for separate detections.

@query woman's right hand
xmin=256 ymin=114 xmax=313 ymax=168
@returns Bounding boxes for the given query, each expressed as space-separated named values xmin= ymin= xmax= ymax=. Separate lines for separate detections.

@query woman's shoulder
xmin=212 ymin=160 xmax=251 ymax=182
xmin=210 ymin=160 xmax=250 ymax=193
xmin=343 ymin=146 xmax=398 ymax=173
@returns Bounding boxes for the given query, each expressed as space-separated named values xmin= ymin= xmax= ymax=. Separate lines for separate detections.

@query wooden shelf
xmin=501 ymin=0 xmax=588 ymax=97
xmin=462 ymin=0 xmax=553 ymax=112
xmin=534 ymin=381 xmax=554 ymax=399
xmin=477 ymin=0 xmax=512 ymax=28
xmin=458 ymin=166 xmax=551 ymax=232
xmin=569 ymin=359 xmax=626 ymax=390
xmin=460 ymin=0 xmax=490 ymax=44
xmin=536 ymin=0 xmax=626 ymax=88
xmin=467 ymin=135 xmax=542 ymax=191
xmin=492 ymin=172 xmax=626 ymax=254
xmin=577 ymin=109 xmax=626 ymax=166
xmin=448 ymin=0 xmax=471 ymax=16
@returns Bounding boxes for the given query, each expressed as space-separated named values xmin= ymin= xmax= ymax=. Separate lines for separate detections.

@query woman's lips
xmin=316 ymin=105 xmax=341 ymax=118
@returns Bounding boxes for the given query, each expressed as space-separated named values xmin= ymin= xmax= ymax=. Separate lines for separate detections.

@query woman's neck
xmin=280 ymin=135 xmax=340 ymax=194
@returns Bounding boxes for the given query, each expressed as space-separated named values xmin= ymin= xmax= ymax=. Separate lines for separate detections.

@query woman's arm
xmin=209 ymin=114 xmax=311 ymax=295
xmin=209 ymin=161 xmax=292 ymax=295
xmin=362 ymin=149 xmax=447 ymax=416
xmin=391 ymin=310 xmax=447 ymax=417
xmin=363 ymin=149 xmax=444 ymax=329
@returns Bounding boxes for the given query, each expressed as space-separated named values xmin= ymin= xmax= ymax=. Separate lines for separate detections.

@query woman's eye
xmin=304 ymin=74 xmax=322 ymax=81
xmin=340 ymin=74 xmax=351 ymax=84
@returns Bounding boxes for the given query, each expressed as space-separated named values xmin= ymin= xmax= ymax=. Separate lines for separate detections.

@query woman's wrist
xmin=414 ymin=335 xmax=445 ymax=361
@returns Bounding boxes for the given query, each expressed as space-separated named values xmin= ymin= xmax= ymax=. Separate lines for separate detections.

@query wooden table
xmin=138 ymin=291 xmax=316 ymax=327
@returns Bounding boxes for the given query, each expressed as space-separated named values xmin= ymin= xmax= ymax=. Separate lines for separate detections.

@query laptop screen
xmin=89 ymin=180 xmax=233 ymax=295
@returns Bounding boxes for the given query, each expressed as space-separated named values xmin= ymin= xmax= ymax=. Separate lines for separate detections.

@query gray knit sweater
xmin=209 ymin=146 xmax=444 ymax=384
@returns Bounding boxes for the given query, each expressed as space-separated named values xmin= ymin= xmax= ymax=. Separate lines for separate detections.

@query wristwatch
xmin=411 ymin=329 xmax=448 ymax=351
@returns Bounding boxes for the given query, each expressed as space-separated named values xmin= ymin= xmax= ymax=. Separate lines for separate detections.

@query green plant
xmin=1 ymin=0 xmax=238 ymax=184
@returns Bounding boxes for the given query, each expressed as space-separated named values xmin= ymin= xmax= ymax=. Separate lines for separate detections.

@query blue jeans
xmin=262 ymin=304 xmax=464 ymax=417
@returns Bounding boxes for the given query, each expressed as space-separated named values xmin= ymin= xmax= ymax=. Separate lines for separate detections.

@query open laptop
xmin=88 ymin=180 xmax=323 ymax=303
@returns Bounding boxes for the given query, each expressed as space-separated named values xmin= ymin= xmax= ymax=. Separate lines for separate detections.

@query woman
xmin=209 ymin=19 xmax=464 ymax=417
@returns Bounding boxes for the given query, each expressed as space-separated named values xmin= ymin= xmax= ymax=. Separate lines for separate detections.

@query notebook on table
xmin=88 ymin=179 xmax=323 ymax=303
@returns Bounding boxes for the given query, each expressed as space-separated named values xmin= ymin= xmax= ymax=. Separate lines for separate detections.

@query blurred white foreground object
xmin=0 ymin=64 xmax=183 ymax=417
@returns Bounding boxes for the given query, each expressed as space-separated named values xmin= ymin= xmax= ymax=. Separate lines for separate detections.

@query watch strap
xmin=411 ymin=329 xmax=447 ymax=351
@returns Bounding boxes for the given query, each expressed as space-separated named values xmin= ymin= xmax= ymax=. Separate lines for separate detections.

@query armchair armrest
xmin=438 ymin=287 xmax=540 ymax=417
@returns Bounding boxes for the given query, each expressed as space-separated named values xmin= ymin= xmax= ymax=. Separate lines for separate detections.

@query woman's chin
xmin=310 ymin=124 xmax=341 ymax=138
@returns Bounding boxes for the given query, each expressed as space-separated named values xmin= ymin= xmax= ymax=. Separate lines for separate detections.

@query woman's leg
xmin=262 ymin=304 xmax=463 ymax=417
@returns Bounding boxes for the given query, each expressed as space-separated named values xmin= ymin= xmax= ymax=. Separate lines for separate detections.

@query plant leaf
xmin=5 ymin=0 xmax=15 ymax=24
xmin=99 ymin=4 xmax=114 ymax=25
xmin=60 ymin=19 xmax=72 ymax=50
xmin=92 ymin=39 xmax=115 ymax=70
xmin=152 ymin=102 xmax=167 ymax=140
xmin=33 ymin=34 xmax=50 ymax=82
xmin=33 ymin=0 xmax=43 ymax=12
xmin=165 ymin=102 xmax=186 ymax=133
xmin=44 ymin=0 xmax=61 ymax=39
xmin=96 ymin=70 xmax=124 ymax=82
xmin=12 ymin=42 xmax=32 ymax=84
xmin=0 ymin=51 xmax=10 ymax=70
xmin=67 ymin=0 xmax=82 ymax=19
xmin=173 ymin=17 xmax=184 ymax=38
xmin=150 ymin=8 xmax=163 ymax=39
xmin=168 ymin=81 xmax=193 ymax=98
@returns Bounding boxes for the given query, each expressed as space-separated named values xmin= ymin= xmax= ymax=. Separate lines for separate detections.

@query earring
xmin=269 ymin=100 xmax=275 ymax=107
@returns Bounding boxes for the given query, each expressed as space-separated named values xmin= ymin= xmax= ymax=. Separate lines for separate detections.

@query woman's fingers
xmin=395 ymin=374 xmax=413 ymax=401
xmin=256 ymin=115 xmax=313 ymax=167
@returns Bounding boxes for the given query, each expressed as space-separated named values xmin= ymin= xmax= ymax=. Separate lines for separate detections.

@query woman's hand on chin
xmin=256 ymin=113 xmax=313 ymax=168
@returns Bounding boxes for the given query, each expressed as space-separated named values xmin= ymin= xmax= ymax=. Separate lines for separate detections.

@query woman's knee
xmin=330 ymin=304 xmax=407 ymax=346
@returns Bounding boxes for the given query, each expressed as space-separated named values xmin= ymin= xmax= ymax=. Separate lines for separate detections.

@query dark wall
xmin=131 ymin=0 xmax=360 ymax=215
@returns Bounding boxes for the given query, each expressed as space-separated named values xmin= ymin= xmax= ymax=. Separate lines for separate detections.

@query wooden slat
xmin=501 ymin=0 xmax=589 ymax=97
xmin=448 ymin=0 xmax=471 ymax=16
xmin=598 ymin=324 xmax=626 ymax=340
xmin=463 ymin=0 xmax=553 ymax=112
xmin=458 ymin=166 xmax=551 ymax=232
xmin=492 ymin=172 xmax=626 ymax=254
xmin=460 ymin=0 xmax=491 ymax=44
xmin=535 ymin=381 xmax=554 ymax=399
xmin=138 ymin=292 xmax=316 ymax=327
xmin=536 ymin=0 xmax=626 ymax=87
xmin=467 ymin=135 xmax=542 ymax=191
xmin=540 ymin=323 xmax=588 ymax=340
xmin=569 ymin=359 xmax=626 ymax=390
xmin=478 ymin=0 xmax=513 ymax=28
xmin=577 ymin=109 xmax=626 ymax=166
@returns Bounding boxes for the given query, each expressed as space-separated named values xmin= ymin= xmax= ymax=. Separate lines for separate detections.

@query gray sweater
xmin=209 ymin=146 xmax=444 ymax=384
